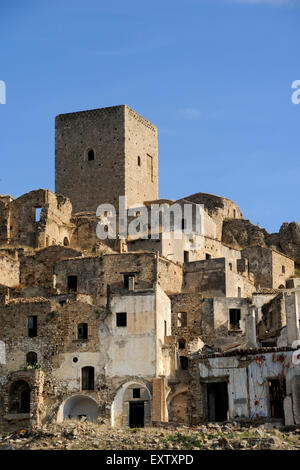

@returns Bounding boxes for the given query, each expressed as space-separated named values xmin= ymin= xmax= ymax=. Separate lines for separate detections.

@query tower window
xmin=28 ymin=316 xmax=37 ymax=337
xmin=87 ymin=149 xmax=95 ymax=161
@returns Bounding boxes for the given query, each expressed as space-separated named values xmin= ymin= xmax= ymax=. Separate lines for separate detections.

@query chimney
xmin=246 ymin=305 xmax=257 ymax=348
xmin=284 ymin=291 xmax=300 ymax=347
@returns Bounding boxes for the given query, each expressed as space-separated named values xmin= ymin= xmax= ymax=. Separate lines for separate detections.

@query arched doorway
xmin=111 ymin=381 xmax=152 ymax=428
xmin=58 ymin=395 xmax=99 ymax=422
xmin=9 ymin=380 xmax=31 ymax=413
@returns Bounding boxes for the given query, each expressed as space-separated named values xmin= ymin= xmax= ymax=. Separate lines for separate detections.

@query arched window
xmin=63 ymin=237 xmax=69 ymax=246
xmin=87 ymin=149 xmax=95 ymax=161
xmin=82 ymin=366 xmax=94 ymax=390
xmin=26 ymin=351 xmax=37 ymax=365
xmin=9 ymin=380 xmax=31 ymax=413
xmin=78 ymin=323 xmax=88 ymax=340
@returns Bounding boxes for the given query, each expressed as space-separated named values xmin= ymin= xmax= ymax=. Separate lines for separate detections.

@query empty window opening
xmin=205 ymin=253 xmax=212 ymax=260
xmin=177 ymin=312 xmax=187 ymax=328
xmin=78 ymin=323 xmax=88 ymax=340
xmin=116 ymin=312 xmax=127 ymax=327
xmin=229 ymin=309 xmax=241 ymax=330
xmin=282 ymin=266 xmax=285 ymax=274
xmin=178 ymin=340 xmax=186 ymax=350
xmin=184 ymin=251 xmax=189 ymax=263
xmin=164 ymin=320 xmax=167 ymax=337
xmin=261 ymin=340 xmax=277 ymax=348
xmin=268 ymin=378 xmax=286 ymax=419
xmin=87 ymin=149 xmax=95 ymax=161
xmin=35 ymin=207 xmax=42 ymax=222
xmin=179 ymin=356 xmax=189 ymax=370
xmin=81 ymin=366 xmax=94 ymax=390
xmin=229 ymin=263 xmax=233 ymax=271
xmin=9 ymin=380 xmax=31 ymax=414
xmin=129 ymin=401 xmax=144 ymax=428
xmin=238 ymin=287 xmax=241 ymax=298
xmin=28 ymin=316 xmax=37 ymax=337
xmin=181 ymin=219 xmax=186 ymax=230
xmin=63 ymin=237 xmax=69 ymax=246
xmin=207 ymin=382 xmax=229 ymax=422
xmin=147 ymin=154 xmax=153 ymax=182
xmin=123 ymin=273 xmax=135 ymax=289
xmin=26 ymin=351 xmax=37 ymax=365
xmin=233 ymin=209 xmax=236 ymax=218
xmin=133 ymin=388 xmax=141 ymax=399
xmin=73 ymin=357 xmax=78 ymax=363
xmin=137 ymin=156 xmax=141 ymax=166
xmin=67 ymin=275 xmax=77 ymax=292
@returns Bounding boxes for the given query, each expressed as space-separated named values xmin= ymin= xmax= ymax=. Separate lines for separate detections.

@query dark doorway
xmin=207 ymin=382 xmax=229 ymax=422
xmin=67 ymin=275 xmax=77 ymax=292
xmin=9 ymin=380 xmax=31 ymax=414
xmin=229 ymin=309 xmax=241 ymax=330
xmin=268 ymin=379 xmax=286 ymax=419
xmin=81 ymin=366 xmax=94 ymax=390
xmin=129 ymin=401 xmax=144 ymax=428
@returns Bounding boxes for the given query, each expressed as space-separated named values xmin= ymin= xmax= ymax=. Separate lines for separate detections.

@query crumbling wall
xmin=0 ymin=254 xmax=19 ymax=287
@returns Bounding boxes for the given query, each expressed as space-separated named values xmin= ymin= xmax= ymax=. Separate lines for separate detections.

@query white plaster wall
xmin=199 ymin=356 xmax=249 ymax=419
xmin=106 ymin=293 xmax=157 ymax=377
xmin=52 ymin=352 xmax=102 ymax=391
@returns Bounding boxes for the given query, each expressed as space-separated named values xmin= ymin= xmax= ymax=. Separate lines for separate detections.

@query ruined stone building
xmin=0 ymin=105 xmax=299 ymax=432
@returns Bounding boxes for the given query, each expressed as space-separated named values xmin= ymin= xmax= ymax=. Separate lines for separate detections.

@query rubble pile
xmin=1 ymin=420 xmax=299 ymax=450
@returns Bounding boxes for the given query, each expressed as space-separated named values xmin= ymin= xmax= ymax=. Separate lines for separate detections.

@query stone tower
xmin=55 ymin=105 xmax=158 ymax=213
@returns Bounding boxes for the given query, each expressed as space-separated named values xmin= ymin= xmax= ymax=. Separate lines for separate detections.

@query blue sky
xmin=0 ymin=0 xmax=299 ymax=233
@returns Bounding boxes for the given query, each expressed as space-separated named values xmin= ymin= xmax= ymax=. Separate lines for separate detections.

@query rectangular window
xmin=35 ymin=207 xmax=42 ymax=222
xmin=116 ymin=312 xmax=127 ymax=327
xmin=28 ymin=316 xmax=37 ymax=337
xmin=147 ymin=154 xmax=153 ymax=182
xmin=82 ymin=367 xmax=94 ymax=390
xmin=184 ymin=251 xmax=189 ymax=263
xmin=78 ymin=323 xmax=88 ymax=340
xmin=123 ymin=273 xmax=135 ymax=289
xmin=164 ymin=320 xmax=167 ymax=337
xmin=67 ymin=275 xmax=77 ymax=292
xmin=178 ymin=340 xmax=186 ymax=350
xmin=179 ymin=356 xmax=188 ymax=370
xmin=205 ymin=253 xmax=212 ymax=260
xmin=177 ymin=312 xmax=187 ymax=328
xmin=133 ymin=388 xmax=141 ymax=399
xmin=229 ymin=309 xmax=241 ymax=330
